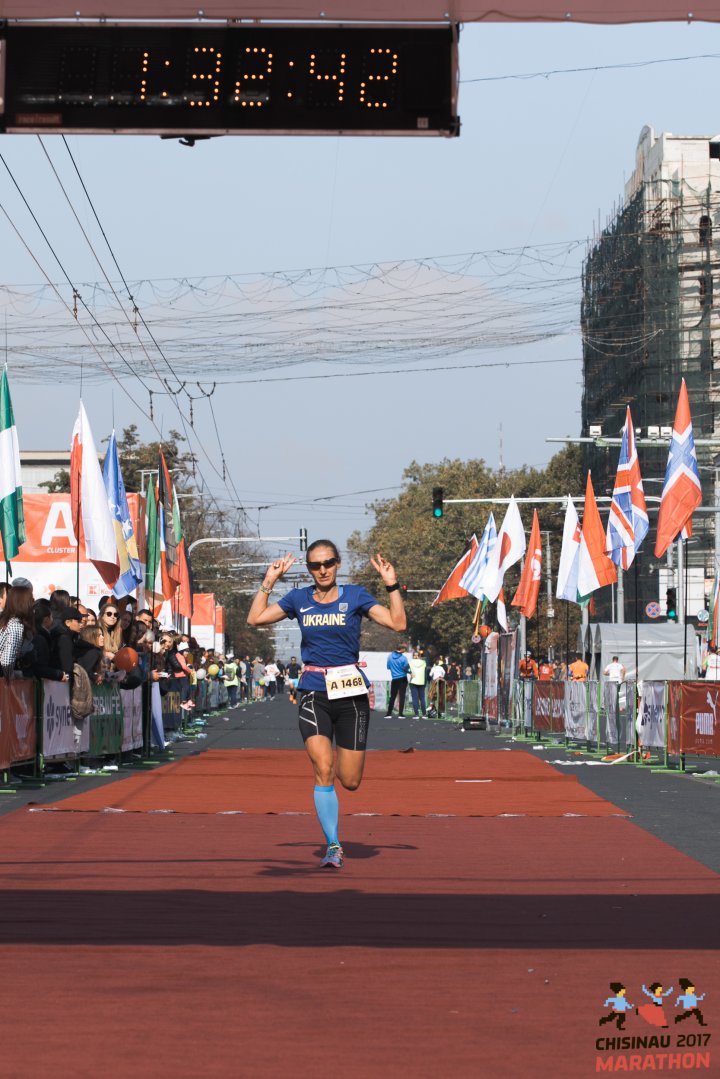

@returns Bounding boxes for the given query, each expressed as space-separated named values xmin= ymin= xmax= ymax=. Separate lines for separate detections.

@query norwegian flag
xmin=654 ymin=379 xmax=703 ymax=558
xmin=606 ymin=406 xmax=649 ymax=570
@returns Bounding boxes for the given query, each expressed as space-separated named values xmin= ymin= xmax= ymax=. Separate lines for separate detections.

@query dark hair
xmin=80 ymin=624 xmax=104 ymax=648
xmin=0 ymin=585 xmax=34 ymax=637
xmin=0 ymin=583 xmax=8 ymax=601
xmin=648 ymin=982 xmax=662 ymax=994
xmin=678 ymin=978 xmax=693 ymax=991
xmin=33 ymin=598 xmax=53 ymax=632
xmin=49 ymin=588 xmax=70 ymax=614
xmin=609 ymin=982 xmax=625 ymax=994
xmin=306 ymin=539 xmax=340 ymax=562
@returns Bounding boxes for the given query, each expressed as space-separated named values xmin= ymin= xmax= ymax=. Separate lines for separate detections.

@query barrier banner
xmin=638 ymin=681 xmax=665 ymax=749
xmin=0 ymin=679 xmax=36 ymax=768
xmin=498 ymin=630 xmax=518 ymax=725
xmin=120 ymin=686 xmax=143 ymax=752
xmin=162 ymin=689 xmax=182 ymax=731
xmin=667 ymin=680 xmax=720 ymax=757
xmin=602 ymin=681 xmax=619 ymax=746
xmin=42 ymin=679 xmax=75 ymax=759
xmin=532 ymin=682 xmax=565 ymax=733
xmin=483 ymin=651 xmax=498 ymax=720
xmin=89 ymin=684 xmax=123 ymax=756
xmin=564 ymin=680 xmax=590 ymax=740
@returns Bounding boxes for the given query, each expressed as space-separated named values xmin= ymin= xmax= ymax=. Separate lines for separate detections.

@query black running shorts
xmin=298 ymin=690 xmax=370 ymax=751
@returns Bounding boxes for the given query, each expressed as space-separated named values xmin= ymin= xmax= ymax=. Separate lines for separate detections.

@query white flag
xmin=556 ymin=497 xmax=581 ymax=602
xmin=478 ymin=496 xmax=526 ymax=603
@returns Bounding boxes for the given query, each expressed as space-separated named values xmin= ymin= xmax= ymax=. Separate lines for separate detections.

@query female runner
xmin=247 ymin=540 xmax=406 ymax=868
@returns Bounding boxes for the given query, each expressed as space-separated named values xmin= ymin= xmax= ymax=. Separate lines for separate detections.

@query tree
xmin=348 ymin=446 xmax=584 ymax=661
xmin=39 ymin=468 xmax=70 ymax=493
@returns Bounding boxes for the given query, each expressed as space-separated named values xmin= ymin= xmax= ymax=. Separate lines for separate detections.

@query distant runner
xmin=247 ymin=539 xmax=406 ymax=869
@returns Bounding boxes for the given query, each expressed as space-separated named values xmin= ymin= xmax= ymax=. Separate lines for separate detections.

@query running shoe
xmin=319 ymin=843 xmax=344 ymax=869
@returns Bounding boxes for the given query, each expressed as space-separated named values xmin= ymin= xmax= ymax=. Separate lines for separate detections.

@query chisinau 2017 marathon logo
xmin=595 ymin=978 xmax=711 ymax=1072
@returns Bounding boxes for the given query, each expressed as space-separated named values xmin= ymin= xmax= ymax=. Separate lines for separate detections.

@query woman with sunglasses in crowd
xmin=247 ymin=539 xmax=405 ymax=870
xmin=98 ymin=603 xmax=123 ymax=664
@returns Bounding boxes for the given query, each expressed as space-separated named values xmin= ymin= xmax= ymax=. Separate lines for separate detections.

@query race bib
xmin=324 ymin=665 xmax=366 ymax=700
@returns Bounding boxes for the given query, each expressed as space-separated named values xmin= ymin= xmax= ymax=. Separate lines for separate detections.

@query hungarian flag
xmin=478 ymin=496 xmax=526 ymax=603
xmin=144 ymin=481 xmax=165 ymax=616
xmin=556 ymin=496 xmax=581 ymax=602
xmin=70 ymin=401 xmax=119 ymax=587
xmin=577 ymin=472 xmax=617 ymax=603
xmin=512 ymin=509 xmax=542 ymax=618
xmin=0 ymin=368 xmax=26 ymax=563
xmin=158 ymin=451 xmax=179 ymax=587
xmin=432 ymin=536 xmax=478 ymax=606
xmin=655 ymin=379 xmax=702 ymax=558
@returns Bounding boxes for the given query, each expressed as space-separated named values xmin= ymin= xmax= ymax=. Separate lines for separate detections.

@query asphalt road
xmin=3 ymin=692 xmax=719 ymax=873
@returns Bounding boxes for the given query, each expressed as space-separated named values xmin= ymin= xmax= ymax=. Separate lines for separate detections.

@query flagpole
xmin=565 ymin=603 xmax=569 ymax=678
xmin=634 ymin=557 xmax=639 ymax=683
xmin=683 ymin=538 xmax=689 ymax=675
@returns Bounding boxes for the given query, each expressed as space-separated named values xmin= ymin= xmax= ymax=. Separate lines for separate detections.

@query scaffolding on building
xmin=581 ymin=175 xmax=720 ymax=621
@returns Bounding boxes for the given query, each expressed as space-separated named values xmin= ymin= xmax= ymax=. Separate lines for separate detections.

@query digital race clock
xmin=0 ymin=25 xmax=458 ymax=136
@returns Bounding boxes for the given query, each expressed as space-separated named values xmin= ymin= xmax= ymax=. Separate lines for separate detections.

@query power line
xmin=461 ymin=52 xmax=720 ymax=84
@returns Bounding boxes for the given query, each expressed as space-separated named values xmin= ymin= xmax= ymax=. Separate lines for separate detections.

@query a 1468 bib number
xmin=324 ymin=665 xmax=366 ymax=700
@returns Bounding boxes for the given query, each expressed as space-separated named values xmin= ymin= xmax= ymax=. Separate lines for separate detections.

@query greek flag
xmin=459 ymin=513 xmax=497 ymax=601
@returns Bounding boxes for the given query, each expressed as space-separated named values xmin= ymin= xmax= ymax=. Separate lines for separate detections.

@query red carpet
xmin=2 ymin=751 xmax=717 ymax=1077
xmin=45 ymin=749 xmax=626 ymax=817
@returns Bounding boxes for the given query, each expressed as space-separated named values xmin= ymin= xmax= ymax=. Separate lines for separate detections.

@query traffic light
xmin=666 ymin=587 xmax=677 ymax=622
xmin=432 ymin=487 xmax=444 ymax=518
xmin=299 ymin=527 xmax=307 ymax=552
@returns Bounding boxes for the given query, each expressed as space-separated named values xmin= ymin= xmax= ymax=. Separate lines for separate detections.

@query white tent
xmin=586 ymin=623 xmax=697 ymax=682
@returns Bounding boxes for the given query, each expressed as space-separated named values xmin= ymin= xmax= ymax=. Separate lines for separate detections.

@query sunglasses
xmin=104 ymin=612 xmax=119 ymax=619
xmin=307 ymin=557 xmax=338 ymax=571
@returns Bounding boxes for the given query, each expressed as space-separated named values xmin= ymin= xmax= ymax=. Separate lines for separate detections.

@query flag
xmin=70 ymin=401 xmax=119 ymax=587
xmin=171 ymin=482 xmax=193 ymax=619
xmin=478 ymin=496 xmax=526 ymax=603
xmin=606 ymin=406 xmax=649 ymax=570
xmin=102 ymin=430 xmax=143 ymax=599
xmin=556 ymin=497 xmax=581 ymax=601
xmin=577 ymin=472 xmax=617 ymax=603
xmin=432 ymin=536 xmax=478 ymax=606
xmin=144 ymin=481 xmax=165 ymax=615
xmin=459 ymin=513 xmax=497 ymax=600
xmin=158 ymin=451 xmax=179 ymax=588
xmin=497 ymin=587 xmax=508 ymax=631
xmin=708 ymin=571 xmax=720 ymax=648
xmin=512 ymin=509 xmax=542 ymax=618
xmin=0 ymin=368 xmax=25 ymax=562
xmin=655 ymin=379 xmax=703 ymax=557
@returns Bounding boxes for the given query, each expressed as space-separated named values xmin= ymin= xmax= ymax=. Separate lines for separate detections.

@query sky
xmin=2 ymin=18 xmax=720 ymax=573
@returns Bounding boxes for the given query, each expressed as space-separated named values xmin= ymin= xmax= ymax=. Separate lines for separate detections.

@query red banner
xmin=532 ymin=682 xmax=565 ymax=733
xmin=667 ymin=681 xmax=720 ymax=757
xmin=0 ymin=679 xmax=37 ymax=769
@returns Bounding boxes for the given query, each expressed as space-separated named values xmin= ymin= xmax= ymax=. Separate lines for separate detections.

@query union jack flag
xmin=606 ymin=406 xmax=649 ymax=570
xmin=654 ymin=379 xmax=703 ymax=558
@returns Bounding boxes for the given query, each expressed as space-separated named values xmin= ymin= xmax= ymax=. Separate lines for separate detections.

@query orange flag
xmin=432 ymin=536 xmax=478 ymax=606
xmin=512 ymin=510 xmax=542 ymax=619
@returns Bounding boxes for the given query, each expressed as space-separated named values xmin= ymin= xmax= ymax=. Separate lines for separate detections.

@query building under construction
xmin=581 ymin=125 xmax=720 ymax=623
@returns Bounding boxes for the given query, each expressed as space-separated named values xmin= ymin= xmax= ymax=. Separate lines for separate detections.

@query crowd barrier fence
xmin=0 ymin=673 xmax=238 ymax=780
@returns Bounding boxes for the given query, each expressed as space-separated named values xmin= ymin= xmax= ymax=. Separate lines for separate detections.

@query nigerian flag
xmin=0 ymin=368 xmax=26 ymax=561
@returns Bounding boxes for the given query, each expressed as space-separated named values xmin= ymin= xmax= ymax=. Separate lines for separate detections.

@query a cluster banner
xmin=0 ymin=679 xmax=36 ymax=769
xmin=0 ymin=493 xmax=145 ymax=611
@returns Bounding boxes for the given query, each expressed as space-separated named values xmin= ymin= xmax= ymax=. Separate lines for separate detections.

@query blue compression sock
xmin=314 ymin=785 xmax=339 ymax=847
